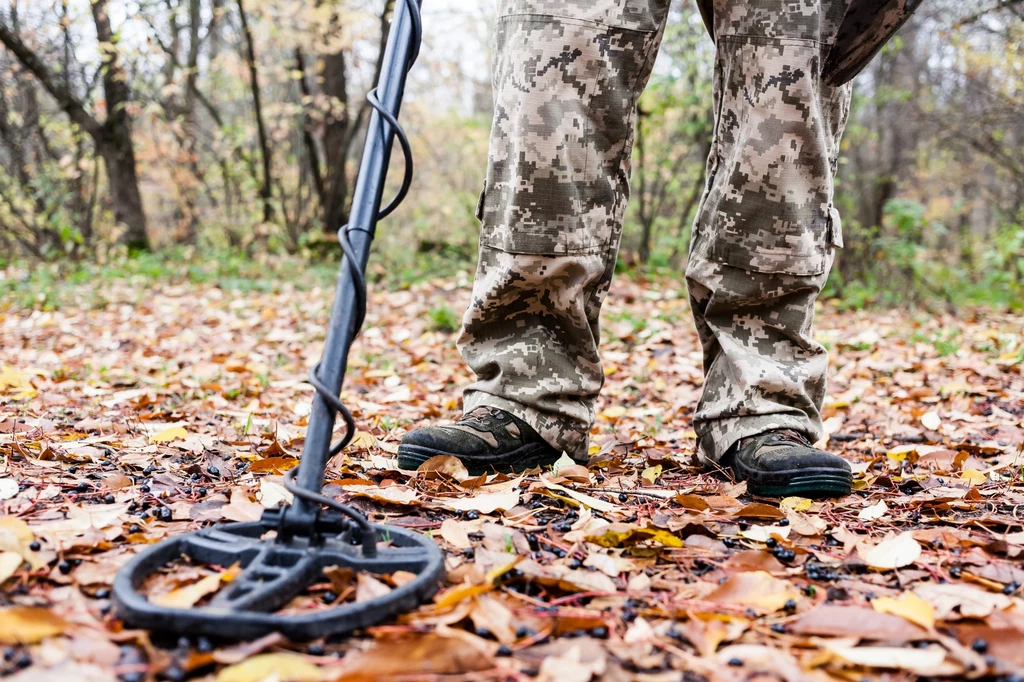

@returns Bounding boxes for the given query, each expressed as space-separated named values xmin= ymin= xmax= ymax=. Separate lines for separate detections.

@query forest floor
xmin=1 ymin=271 xmax=1023 ymax=682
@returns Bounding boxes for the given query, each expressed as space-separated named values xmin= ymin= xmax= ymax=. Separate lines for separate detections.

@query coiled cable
xmin=283 ymin=0 xmax=423 ymax=559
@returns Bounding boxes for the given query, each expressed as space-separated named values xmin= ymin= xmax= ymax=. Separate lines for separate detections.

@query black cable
xmin=299 ymin=0 xmax=424 ymax=555
xmin=281 ymin=467 xmax=377 ymax=557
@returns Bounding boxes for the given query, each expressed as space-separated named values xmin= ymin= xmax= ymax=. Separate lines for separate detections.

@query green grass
xmin=428 ymin=305 xmax=460 ymax=333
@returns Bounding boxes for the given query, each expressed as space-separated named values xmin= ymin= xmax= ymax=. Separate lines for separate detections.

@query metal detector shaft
xmin=293 ymin=0 xmax=420 ymax=521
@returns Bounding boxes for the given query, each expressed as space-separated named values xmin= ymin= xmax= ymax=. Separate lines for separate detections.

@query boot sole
xmin=733 ymin=458 xmax=852 ymax=499
xmin=397 ymin=442 xmax=561 ymax=476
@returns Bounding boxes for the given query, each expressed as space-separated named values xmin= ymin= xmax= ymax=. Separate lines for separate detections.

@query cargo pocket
xmin=478 ymin=0 xmax=668 ymax=256
xmin=691 ymin=35 xmax=852 ymax=276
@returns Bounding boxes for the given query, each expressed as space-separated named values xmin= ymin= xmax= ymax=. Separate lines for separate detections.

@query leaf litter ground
xmin=1 ymin=274 xmax=1023 ymax=682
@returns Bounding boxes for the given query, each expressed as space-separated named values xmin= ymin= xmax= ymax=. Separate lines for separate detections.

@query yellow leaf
xmin=598 ymin=405 xmax=626 ymax=421
xmin=540 ymin=477 xmax=618 ymax=513
xmin=349 ymin=430 xmax=377 ymax=449
xmin=641 ymin=465 xmax=662 ymax=484
xmin=960 ymin=468 xmax=986 ymax=484
xmin=149 ymin=425 xmax=188 ymax=443
xmin=217 ymin=653 xmax=325 ymax=682
xmin=0 ymin=606 xmax=67 ymax=644
xmin=0 ymin=366 xmax=34 ymax=397
xmin=780 ymin=497 xmax=812 ymax=512
xmin=872 ymin=592 xmax=935 ymax=630
xmin=585 ymin=523 xmax=682 ymax=548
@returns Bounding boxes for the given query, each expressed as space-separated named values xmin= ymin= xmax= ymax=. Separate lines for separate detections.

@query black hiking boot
xmin=727 ymin=429 xmax=852 ymax=498
xmin=397 ymin=406 xmax=562 ymax=475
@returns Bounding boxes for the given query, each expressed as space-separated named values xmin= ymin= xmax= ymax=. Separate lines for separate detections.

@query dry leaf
xmin=540 ymin=477 xmax=618 ymax=513
xmin=706 ymin=571 xmax=800 ymax=612
xmin=335 ymin=629 xmax=494 ymax=679
xmin=0 ymin=606 xmax=67 ymax=644
xmin=863 ymin=532 xmax=922 ymax=569
xmin=439 ymin=518 xmax=472 ymax=549
xmin=355 ymin=572 xmax=392 ymax=602
xmin=216 ymin=653 xmax=324 ymax=682
xmin=871 ymin=591 xmax=935 ymax=630
xmin=149 ymin=425 xmax=188 ymax=443
xmin=417 ymin=455 xmax=469 ymax=480
xmin=915 ymin=582 xmax=1012 ymax=620
xmin=152 ymin=565 xmax=238 ymax=608
xmin=441 ymin=489 xmax=520 ymax=514
xmin=826 ymin=644 xmax=954 ymax=676
xmin=738 ymin=525 xmax=791 ymax=543
xmin=584 ymin=523 xmax=682 ymax=548
xmin=858 ymin=499 xmax=889 ymax=521
xmin=791 ymin=605 xmax=927 ymax=642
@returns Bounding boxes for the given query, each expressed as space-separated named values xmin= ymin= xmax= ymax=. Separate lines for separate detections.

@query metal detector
xmin=113 ymin=0 xmax=444 ymax=640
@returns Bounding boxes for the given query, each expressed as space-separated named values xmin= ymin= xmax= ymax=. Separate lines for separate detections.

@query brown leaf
xmin=335 ymin=629 xmax=494 ymax=680
xmin=733 ymin=503 xmax=785 ymax=520
xmin=706 ymin=571 xmax=800 ymax=612
xmin=790 ymin=605 xmax=928 ymax=642
xmin=355 ymin=573 xmax=392 ymax=602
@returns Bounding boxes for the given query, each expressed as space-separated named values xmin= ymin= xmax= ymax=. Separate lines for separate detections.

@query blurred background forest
xmin=0 ymin=0 xmax=1021 ymax=309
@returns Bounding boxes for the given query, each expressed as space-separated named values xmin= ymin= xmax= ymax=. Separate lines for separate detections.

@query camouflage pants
xmin=458 ymin=0 xmax=920 ymax=462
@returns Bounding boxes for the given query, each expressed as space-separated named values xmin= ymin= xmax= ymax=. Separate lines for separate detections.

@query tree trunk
xmin=92 ymin=0 xmax=149 ymax=249
xmin=99 ymin=129 xmax=149 ymax=250
xmin=0 ymin=5 xmax=150 ymax=250
xmin=321 ymin=46 xmax=350 ymax=234
xmin=237 ymin=0 xmax=274 ymax=223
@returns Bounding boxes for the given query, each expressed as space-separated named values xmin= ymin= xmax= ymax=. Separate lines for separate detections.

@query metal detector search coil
xmin=113 ymin=0 xmax=444 ymax=640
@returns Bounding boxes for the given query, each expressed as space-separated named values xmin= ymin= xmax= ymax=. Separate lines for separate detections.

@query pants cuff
xmin=695 ymin=414 xmax=823 ymax=466
xmin=462 ymin=391 xmax=589 ymax=462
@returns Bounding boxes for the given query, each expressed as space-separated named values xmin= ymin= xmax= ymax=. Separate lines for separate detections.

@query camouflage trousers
xmin=458 ymin=0 xmax=921 ymax=462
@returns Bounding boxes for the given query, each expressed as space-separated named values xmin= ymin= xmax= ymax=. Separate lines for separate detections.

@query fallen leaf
xmin=915 ymin=582 xmax=1012 ymax=620
xmin=257 ymin=478 xmax=292 ymax=508
xmin=871 ymin=591 xmax=935 ymax=630
xmin=825 ymin=643 xmax=954 ymax=676
xmin=335 ymin=629 xmax=494 ymax=679
xmin=706 ymin=571 xmax=800 ymax=612
xmin=149 ymin=425 xmax=188 ymax=443
xmin=342 ymin=484 xmax=420 ymax=506
xmin=0 ymin=606 xmax=67 ymax=644
xmin=920 ymin=411 xmax=942 ymax=431
xmin=584 ymin=523 xmax=683 ymax=548
xmin=858 ymin=499 xmax=889 ymax=521
xmin=355 ymin=572 xmax=392 ymax=602
xmin=152 ymin=565 xmax=238 ymax=608
xmin=864 ymin=532 xmax=922 ymax=570
xmin=537 ymin=641 xmax=607 ymax=682
xmin=791 ymin=605 xmax=927 ymax=642
xmin=540 ymin=477 xmax=618 ymax=513
xmin=780 ymin=497 xmax=812 ymax=512
xmin=0 ymin=552 xmax=23 ymax=584
xmin=0 ymin=478 xmax=18 ymax=500
xmin=468 ymin=593 xmax=515 ymax=644
xmin=640 ymin=465 xmax=662 ymax=484
xmin=738 ymin=525 xmax=791 ymax=543
xmin=417 ymin=455 xmax=469 ymax=480
xmin=441 ymin=489 xmax=519 ymax=514
xmin=216 ymin=653 xmax=324 ymax=682
xmin=733 ymin=503 xmax=785 ymax=520
xmin=439 ymin=518 xmax=472 ymax=549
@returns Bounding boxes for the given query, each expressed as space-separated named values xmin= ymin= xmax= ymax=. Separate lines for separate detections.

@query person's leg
xmin=686 ymin=0 xmax=856 ymax=490
xmin=399 ymin=1 xmax=670 ymax=471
